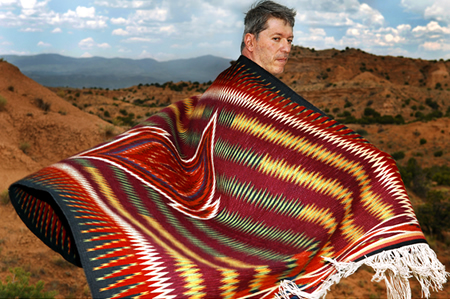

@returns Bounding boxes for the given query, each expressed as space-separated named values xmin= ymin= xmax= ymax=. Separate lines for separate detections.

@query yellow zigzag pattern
xmin=168 ymin=98 xmax=194 ymax=135
xmin=174 ymin=256 xmax=206 ymax=299
xmin=219 ymin=268 xmax=240 ymax=299
xmin=249 ymin=266 xmax=271 ymax=293
xmin=257 ymin=154 xmax=360 ymax=239
xmin=230 ymin=113 xmax=395 ymax=242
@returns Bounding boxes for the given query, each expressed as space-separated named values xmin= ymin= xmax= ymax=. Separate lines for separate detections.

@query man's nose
xmin=281 ymin=39 xmax=291 ymax=53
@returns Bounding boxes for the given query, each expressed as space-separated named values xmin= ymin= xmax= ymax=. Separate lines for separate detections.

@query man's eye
xmin=273 ymin=37 xmax=280 ymax=41
xmin=288 ymin=39 xmax=293 ymax=43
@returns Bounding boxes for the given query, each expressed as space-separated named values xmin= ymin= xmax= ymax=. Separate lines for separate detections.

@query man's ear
xmin=244 ymin=33 xmax=256 ymax=52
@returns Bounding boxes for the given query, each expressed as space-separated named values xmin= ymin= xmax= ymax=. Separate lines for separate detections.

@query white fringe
xmin=276 ymin=243 xmax=449 ymax=299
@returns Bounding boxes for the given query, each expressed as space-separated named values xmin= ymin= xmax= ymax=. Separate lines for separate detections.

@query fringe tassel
xmin=276 ymin=243 xmax=449 ymax=299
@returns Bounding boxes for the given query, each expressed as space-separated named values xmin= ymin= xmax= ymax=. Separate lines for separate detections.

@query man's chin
xmin=271 ymin=66 xmax=285 ymax=75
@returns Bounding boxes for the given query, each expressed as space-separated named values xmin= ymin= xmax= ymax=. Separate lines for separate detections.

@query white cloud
xmin=420 ymin=40 xmax=450 ymax=51
xmin=0 ymin=0 xmax=17 ymax=6
xmin=94 ymin=0 xmax=151 ymax=9
xmin=78 ymin=37 xmax=111 ymax=50
xmin=135 ymin=8 xmax=168 ymax=22
xmin=98 ymin=42 xmax=111 ymax=48
xmin=76 ymin=6 xmax=95 ymax=18
xmin=310 ymin=28 xmax=326 ymax=36
xmin=20 ymin=0 xmax=36 ymax=9
xmin=20 ymin=27 xmax=42 ymax=32
xmin=81 ymin=51 xmax=93 ymax=57
xmin=112 ymin=28 xmax=129 ymax=35
xmin=111 ymin=17 xmax=128 ymax=25
xmin=37 ymin=41 xmax=51 ymax=47
xmin=412 ymin=21 xmax=450 ymax=37
xmin=401 ymin=0 xmax=450 ymax=23
xmin=400 ymin=0 xmax=434 ymax=14
xmin=50 ymin=6 xmax=108 ymax=29
xmin=355 ymin=3 xmax=384 ymax=27
xmin=198 ymin=40 xmax=232 ymax=48
xmin=160 ymin=25 xmax=175 ymax=34
xmin=52 ymin=27 xmax=62 ymax=33
xmin=122 ymin=37 xmax=158 ymax=43
xmin=347 ymin=28 xmax=361 ymax=36
xmin=86 ymin=19 xmax=107 ymax=29
xmin=78 ymin=37 xmax=96 ymax=49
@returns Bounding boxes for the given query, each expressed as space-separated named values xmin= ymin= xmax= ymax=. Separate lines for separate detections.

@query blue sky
xmin=1 ymin=0 xmax=450 ymax=61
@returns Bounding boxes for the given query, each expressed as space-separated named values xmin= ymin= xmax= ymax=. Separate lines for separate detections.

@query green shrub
xmin=344 ymin=100 xmax=352 ymax=108
xmin=420 ymin=138 xmax=427 ymax=145
xmin=34 ymin=98 xmax=51 ymax=112
xmin=425 ymin=97 xmax=439 ymax=110
xmin=391 ymin=151 xmax=405 ymax=160
xmin=116 ymin=113 xmax=136 ymax=127
xmin=0 ymin=267 xmax=57 ymax=298
xmin=434 ymin=150 xmax=443 ymax=157
xmin=398 ymin=158 xmax=429 ymax=198
xmin=0 ymin=95 xmax=6 ymax=111
xmin=0 ymin=190 xmax=9 ymax=205
xmin=19 ymin=141 xmax=31 ymax=154
xmin=416 ymin=190 xmax=450 ymax=241
xmin=425 ymin=165 xmax=450 ymax=186
xmin=355 ymin=129 xmax=368 ymax=136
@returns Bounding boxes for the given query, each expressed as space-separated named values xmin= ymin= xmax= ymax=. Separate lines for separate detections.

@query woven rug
xmin=9 ymin=55 xmax=448 ymax=299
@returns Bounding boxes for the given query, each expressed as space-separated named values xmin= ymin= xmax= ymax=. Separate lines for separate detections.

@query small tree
xmin=0 ymin=267 xmax=57 ymax=298
xmin=416 ymin=190 xmax=450 ymax=241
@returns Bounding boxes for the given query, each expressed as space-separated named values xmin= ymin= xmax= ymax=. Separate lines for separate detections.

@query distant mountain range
xmin=1 ymin=53 xmax=232 ymax=89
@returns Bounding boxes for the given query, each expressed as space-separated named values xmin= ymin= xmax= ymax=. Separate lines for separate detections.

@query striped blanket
xmin=9 ymin=55 xmax=448 ymax=298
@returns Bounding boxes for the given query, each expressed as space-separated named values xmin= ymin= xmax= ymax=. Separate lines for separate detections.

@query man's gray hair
xmin=241 ymin=1 xmax=296 ymax=52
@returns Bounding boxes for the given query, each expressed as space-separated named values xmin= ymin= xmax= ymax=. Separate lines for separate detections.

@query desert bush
xmin=0 ymin=190 xmax=9 ymax=205
xmin=434 ymin=150 xmax=443 ymax=157
xmin=116 ymin=113 xmax=136 ymax=127
xmin=7 ymin=85 xmax=14 ymax=92
xmin=355 ymin=129 xmax=368 ymax=136
xmin=391 ymin=151 xmax=405 ymax=160
xmin=56 ymin=90 xmax=65 ymax=98
xmin=100 ymin=125 xmax=116 ymax=139
xmin=19 ymin=141 xmax=31 ymax=154
xmin=398 ymin=158 xmax=429 ymax=198
xmin=0 ymin=267 xmax=57 ymax=298
xmin=425 ymin=97 xmax=439 ymax=110
xmin=0 ymin=95 xmax=6 ymax=111
xmin=425 ymin=165 xmax=450 ymax=186
xmin=416 ymin=190 xmax=450 ymax=241
xmin=34 ymin=98 xmax=51 ymax=112
xmin=420 ymin=138 xmax=427 ymax=145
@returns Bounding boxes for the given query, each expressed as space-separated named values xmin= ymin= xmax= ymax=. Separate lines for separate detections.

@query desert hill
xmin=0 ymin=61 xmax=117 ymax=192
xmin=1 ymin=46 xmax=450 ymax=298
xmin=0 ymin=59 xmax=110 ymax=298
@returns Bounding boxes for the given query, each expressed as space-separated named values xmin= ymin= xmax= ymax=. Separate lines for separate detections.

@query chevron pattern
xmin=9 ymin=55 xmax=433 ymax=298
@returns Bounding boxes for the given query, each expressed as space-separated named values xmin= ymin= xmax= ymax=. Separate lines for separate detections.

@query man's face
xmin=246 ymin=18 xmax=293 ymax=75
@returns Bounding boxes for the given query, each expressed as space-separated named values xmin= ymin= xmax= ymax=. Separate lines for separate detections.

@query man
xmin=241 ymin=0 xmax=296 ymax=75
xmin=9 ymin=1 xmax=448 ymax=298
